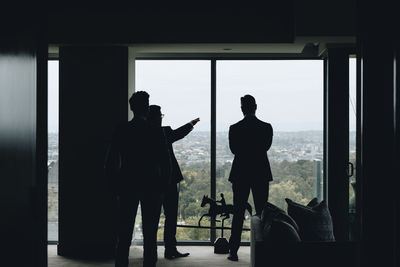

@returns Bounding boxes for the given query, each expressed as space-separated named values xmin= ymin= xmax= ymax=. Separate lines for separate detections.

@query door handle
xmin=348 ymin=162 xmax=354 ymax=178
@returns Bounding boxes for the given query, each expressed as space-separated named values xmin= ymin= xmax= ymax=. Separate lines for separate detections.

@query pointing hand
xmin=191 ymin=118 xmax=200 ymax=126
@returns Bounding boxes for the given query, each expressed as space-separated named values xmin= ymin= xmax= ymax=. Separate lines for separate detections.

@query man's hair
xmin=241 ymin=94 xmax=257 ymax=115
xmin=148 ymin=105 xmax=161 ymax=120
xmin=129 ymin=91 xmax=149 ymax=115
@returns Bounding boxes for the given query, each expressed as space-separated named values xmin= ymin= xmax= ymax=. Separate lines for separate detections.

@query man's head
xmin=240 ymin=94 xmax=257 ymax=116
xmin=129 ymin=91 xmax=150 ymax=117
xmin=148 ymin=104 xmax=163 ymax=126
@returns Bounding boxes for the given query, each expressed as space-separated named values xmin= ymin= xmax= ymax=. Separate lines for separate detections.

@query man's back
xmin=111 ymin=117 xmax=167 ymax=194
xmin=228 ymin=116 xmax=273 ymax=182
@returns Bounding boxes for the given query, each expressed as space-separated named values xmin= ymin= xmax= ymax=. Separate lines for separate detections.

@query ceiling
xmin=48 ymin=36 xmax=356 ymax=58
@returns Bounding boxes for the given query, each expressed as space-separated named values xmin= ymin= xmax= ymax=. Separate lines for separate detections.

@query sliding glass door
xmin=216 ymin=60 xmax=324 ymax=241
xmin=135 ymin=59 xmax=324 ymax=243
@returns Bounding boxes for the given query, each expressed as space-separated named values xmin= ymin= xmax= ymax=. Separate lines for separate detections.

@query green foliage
xmin=158 ymin=158 xmax=322 ymax=240
xmin=157 ymin=216 xmax=211 ymax=241
xmin=269 ymin=159 xmax=315 ymax=210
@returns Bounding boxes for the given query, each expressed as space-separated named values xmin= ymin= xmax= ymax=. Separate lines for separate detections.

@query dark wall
xmin=58 ymin=46 xmax=128 ymax=258
xmin=357 ymin=1 xmax=398 ymax=266
xmin=47 ymin=3 xmax=295 ymax=44
xmin=0 ymin=40 xmax=47 ymax=266
xmin=295 ymin=0 xmax=356 ymax=36
xmin=45 ymin=1 xmax=356 ymax=45
xmin=0 ymin=4 xmax=48 ymax=266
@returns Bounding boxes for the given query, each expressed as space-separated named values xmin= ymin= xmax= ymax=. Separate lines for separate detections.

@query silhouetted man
xmin=227 ymin=95 xmax=273 ymax=261
xmin=147 ymin=105 xmax=199 ymax=259
xmin=105 ymin=92 xmax=170 ymax=267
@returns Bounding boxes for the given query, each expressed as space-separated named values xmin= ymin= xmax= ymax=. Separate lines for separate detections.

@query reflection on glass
xmin=216 ymin=60 xmax=324 ymax=241
xmin=48 ymin=60 xmax=59 ymax=242
xmin=136 ymin=60 xmax=211 ymax=241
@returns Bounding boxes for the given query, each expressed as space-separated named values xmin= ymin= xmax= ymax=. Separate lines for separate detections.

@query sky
xmin=47 ymin=59 xmax=356 ymax=133
xmin=137 ymin=60 xmax=325 ymax=132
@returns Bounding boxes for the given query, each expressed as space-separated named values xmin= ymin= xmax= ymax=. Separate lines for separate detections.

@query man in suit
xmin=227 ymin=94 xmax=273 ymax=261
xmin=147 ymin=105 xmax=199 ymax=259
xmin=105 ymin=92 xmax=170 ymax=267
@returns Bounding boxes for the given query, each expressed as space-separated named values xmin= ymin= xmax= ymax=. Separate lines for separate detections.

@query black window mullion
xmin=210 ymin=59 xmax=217 ymax=243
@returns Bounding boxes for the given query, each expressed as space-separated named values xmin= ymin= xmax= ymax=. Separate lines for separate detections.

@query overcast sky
xmin=137 ymin=60 xmax=325 ymax=132
xmin=48 ymin=59 xmax=356 ymax=133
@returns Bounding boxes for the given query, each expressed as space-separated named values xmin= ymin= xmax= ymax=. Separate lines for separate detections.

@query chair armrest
xmin=250 ymin=215 xmax=266 ymax=267
xmin=250 ymin=215 xmax=264 ymax=242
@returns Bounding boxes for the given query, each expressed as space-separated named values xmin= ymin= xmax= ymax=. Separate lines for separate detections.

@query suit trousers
xmin=229 ymin=179 xmax=269 ymax=254
xmin=115 ymin=192 xmax=162 ymax=267
xmin=162 ymin=182 xmax=179 ymax=249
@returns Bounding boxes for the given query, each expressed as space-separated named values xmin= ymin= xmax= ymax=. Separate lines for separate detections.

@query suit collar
xmin=243 ymin=115 xmax=257 ymax=121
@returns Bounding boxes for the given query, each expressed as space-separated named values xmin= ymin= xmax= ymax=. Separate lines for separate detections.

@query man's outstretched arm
xmin=169 ymin=118 xmax=200 ymax=143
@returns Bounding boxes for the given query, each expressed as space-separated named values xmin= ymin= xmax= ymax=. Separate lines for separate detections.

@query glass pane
xmin=48 ymin=60 xmax=59 ymax=242
xmin=216 ymin=60 xmax=324 ymax=241
xmin=136 ymin=60 xmax=211 ymax=241
xmin=349 ymin=57 xmax=357 ymax=240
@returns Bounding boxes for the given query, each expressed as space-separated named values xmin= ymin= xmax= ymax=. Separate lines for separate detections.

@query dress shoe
xmin=164 ymin=249 xmax=190 ymax=259
xmin=227 ymin=252 xmax=238 ymax=261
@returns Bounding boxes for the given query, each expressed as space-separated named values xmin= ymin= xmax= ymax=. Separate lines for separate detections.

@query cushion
xmin=261 ymin=202 xmax=301 ymax=244
xmin=263 ymin=217 xmax=301 ymax=244
xmin=285 ymin=198 xmax=335 ymax=242
xmin=261 ymin=202 xmax=285 ymax=222
xmin=261 ymin=202 xmax=299 ymax=232
xmin=307 ymin=197 xmax=319 ymax=208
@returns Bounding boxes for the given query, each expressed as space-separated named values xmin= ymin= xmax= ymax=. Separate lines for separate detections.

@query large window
xmin=136 ymin=59 xmax=324 ymax=242
xmin=47 ymin=57 xmax=326 ymax=243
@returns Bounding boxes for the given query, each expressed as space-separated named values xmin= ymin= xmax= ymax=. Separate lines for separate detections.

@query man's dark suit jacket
xmin=163 ymin=123 xmax=193 ymax=183
xmin=228 ymin=115 xmax=273 ymax=183
xmin=105 ymin=117 xmax=170 ymax=195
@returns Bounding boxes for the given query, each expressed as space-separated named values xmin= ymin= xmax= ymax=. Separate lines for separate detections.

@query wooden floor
xmin=48 ymin=245 xmax=250 ymax=267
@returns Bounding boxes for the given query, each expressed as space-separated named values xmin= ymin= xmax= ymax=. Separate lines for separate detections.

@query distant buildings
xmin=173 ymin=131 xmax=327 ymax=164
